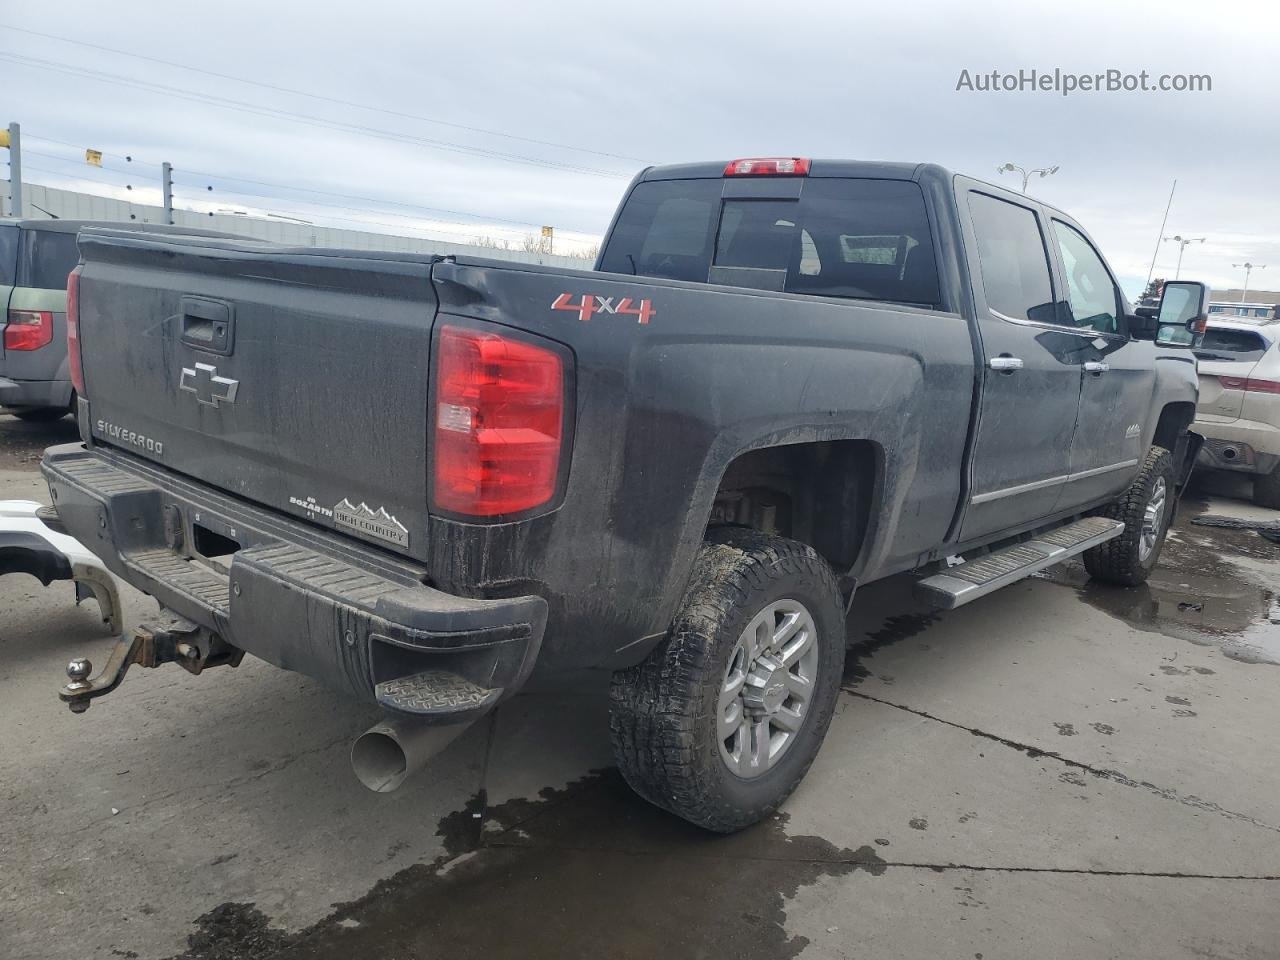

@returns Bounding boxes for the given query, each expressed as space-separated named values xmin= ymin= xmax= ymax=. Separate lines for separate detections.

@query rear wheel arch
xmin=707 ymin=437 xmax=881 ymax=579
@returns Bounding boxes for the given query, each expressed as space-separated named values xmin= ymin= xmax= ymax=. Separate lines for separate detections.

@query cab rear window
xmin=1194 ymin=328 xmax=1269 ymax=362
xmin=600 ymin=177 xmax=942 ymax=309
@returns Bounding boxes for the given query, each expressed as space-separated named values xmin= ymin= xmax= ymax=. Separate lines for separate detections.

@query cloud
xmin=3 ymin=0 xmax=1277 ymax=287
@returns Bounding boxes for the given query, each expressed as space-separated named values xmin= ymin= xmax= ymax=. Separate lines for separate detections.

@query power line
xmin=0 ymin=51 xmax=632 ymax=179
xmin=25 ymin=148 xmax=154 ymax=180
xmin=25 ymin=134 xmax=164 ymax=167
xmin=0 ymin=22 xmax=647 ymax=164
xmin=22 ymin=161 xmax=154 ymax=189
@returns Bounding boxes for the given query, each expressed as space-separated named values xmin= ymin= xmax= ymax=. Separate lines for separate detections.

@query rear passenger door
xmin=956 ymin=188 xmax=1087 ymax=542
xmin=1048 ymin=219 xmax=1157 ymax=510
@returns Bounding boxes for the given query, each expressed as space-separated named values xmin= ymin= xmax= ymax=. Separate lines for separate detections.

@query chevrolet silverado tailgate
xmin=75 ymin=229 xmax=438 ymax=559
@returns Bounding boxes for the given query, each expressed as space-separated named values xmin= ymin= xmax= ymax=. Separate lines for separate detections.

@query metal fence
xmin=2 ymin=179 xmax=592 ymax=269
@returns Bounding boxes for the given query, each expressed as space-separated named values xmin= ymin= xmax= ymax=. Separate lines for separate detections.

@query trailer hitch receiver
xmin=59 ymin=611 xmax=243 ymax=713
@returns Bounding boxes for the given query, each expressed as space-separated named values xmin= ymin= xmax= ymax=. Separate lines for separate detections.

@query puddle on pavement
xmin=1036 ymin=490 xmax=1280 ymax=667
xmin=166 ymin=770 xmax=888 ymax=960
xmin=162 ymin=484 xmax=1277 ymax=960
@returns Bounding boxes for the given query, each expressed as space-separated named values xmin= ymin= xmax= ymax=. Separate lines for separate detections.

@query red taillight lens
xmin=723 ymin=157 xmax=811 ymax=176
xmin=67 ymin=267 xmax=85 ymax=396
xmin=4 ymin=309 xmax=54 ymax=351
xmin=1220 ymin=375 xmax=1280 ymax=394
xmin=431 ymin=324 xmax=566 ymax=517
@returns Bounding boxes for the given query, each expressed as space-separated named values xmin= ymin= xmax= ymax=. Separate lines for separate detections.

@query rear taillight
xmin=723 ymin=157 xmax=811 ymax=176
xmin=67 ymin=267 xmax=85 ymax=396
xmin=431 ymin=324 xmax=566 ymax=517
xmin=1220 ymin=375 xmax=1280 ymax=394
xmin=4 ymin=309 xmax=54 ymax=351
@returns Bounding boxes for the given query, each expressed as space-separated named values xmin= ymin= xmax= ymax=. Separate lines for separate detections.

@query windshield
xmin=599 ymin=177 xmax=942 ymax=308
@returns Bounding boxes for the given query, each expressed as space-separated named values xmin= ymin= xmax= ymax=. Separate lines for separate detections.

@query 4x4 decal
xmin=552 ymin=293 xmax=656 ymax=325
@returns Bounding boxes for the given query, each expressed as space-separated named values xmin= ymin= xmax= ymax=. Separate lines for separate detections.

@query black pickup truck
xmin=44 ymin=158 xmax=1206 ymax=832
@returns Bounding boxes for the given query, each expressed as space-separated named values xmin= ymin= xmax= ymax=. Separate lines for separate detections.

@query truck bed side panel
xmin=428 ymin=258 xmax=975 ymax=669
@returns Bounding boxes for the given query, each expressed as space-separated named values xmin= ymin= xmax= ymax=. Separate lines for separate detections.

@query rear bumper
xmin=0 ymin=376 xmax=73 ymax=409
xmin=41 ymin=443 xmax=547 ymax=718
xmin=1193 ymin=416 xmax=1280 ymax=475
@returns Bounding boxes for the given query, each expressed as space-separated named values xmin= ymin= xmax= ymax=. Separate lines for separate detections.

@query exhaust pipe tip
xmin=351 ymin=727 xmax=411 ymax=793
xmin=351 ymin=717 xmax=474 ymax=793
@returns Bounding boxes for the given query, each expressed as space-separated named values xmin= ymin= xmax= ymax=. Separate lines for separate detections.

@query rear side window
xmin=17 ymin=230 xmax=81 ymax=290
xmin=0 ymin=225 xmax=17 ymax=286
xmin=1194 ymin=328 xmax=1269 ymax=362
xmin=967 ymin=192 xmax=1057 ymax=324
xmin=783 ymin=179 xmax=940 ymax=308
xmin=599 ymin=179 xmax=720 ymax=282
xmin=599 ymin=177 xmax=942 ymax=308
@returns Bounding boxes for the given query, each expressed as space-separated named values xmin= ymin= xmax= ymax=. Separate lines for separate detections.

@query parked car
xmin=0 ymin=219 xmax=83 ymax=420
xmin=43 ymin=159 xmax=1206 ymax=832
xmin=1192 ymin=315 xmax=1280 ymax=507
xmin=0 ymin=219 xmax=235 ymax=421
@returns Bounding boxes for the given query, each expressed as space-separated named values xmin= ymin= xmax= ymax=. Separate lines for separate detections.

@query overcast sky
xmin=3 ymin=0 xmax=1278 ymax=295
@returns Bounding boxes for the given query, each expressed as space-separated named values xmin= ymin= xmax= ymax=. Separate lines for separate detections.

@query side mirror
xmin=1157 ymin=280 xmax=1210 ymax=335
xmin=1128 ymin=306 xmax=1160 ymax=340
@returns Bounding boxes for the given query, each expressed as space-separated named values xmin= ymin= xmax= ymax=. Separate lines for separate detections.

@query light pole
xmin=1233 ymin=262 xmax=1266 ymax=302
xmin=998 ymin=162 xmax=1059 ymax=194
xmin=1162 ymin=235 xmax=1204 ymax=279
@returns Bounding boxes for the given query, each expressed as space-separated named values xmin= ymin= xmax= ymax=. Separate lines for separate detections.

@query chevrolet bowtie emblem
xmin=180 ymin=362 xmax=239 ymax=406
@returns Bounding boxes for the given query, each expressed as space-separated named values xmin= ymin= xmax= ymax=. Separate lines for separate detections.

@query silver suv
xmin=1193 ymin=315 xmax=1280 ymax=507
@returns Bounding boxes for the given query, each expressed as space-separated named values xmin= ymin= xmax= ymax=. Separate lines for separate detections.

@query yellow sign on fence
xmin=85 ymin=149 xmax=103 ymax=167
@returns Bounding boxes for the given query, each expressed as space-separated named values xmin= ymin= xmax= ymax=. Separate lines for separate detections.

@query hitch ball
xmin=65 ymin=658 xmax=94 ymax=714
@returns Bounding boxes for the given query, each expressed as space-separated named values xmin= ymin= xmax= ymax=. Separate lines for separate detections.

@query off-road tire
xmin=609 ymin=528 xmax=845 ymax=833
xmin=1253 ymin=464 xmax=1280 ymax=510
xmin=10 ymin=407 xmax=67 ymax=422
xmin=1084 ymin=445 xmax=1176 ymax=586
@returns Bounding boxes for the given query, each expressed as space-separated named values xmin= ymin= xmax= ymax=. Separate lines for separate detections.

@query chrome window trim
xmin=987 ymin=307 xmax=1130 ymax=341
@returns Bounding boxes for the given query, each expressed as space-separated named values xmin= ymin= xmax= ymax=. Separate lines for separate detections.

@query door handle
xmin=988 ymin=356 xmax=1024 ymax=371
xmin=179 ymin=296 xmax=235 ymax=356
xmin=1084 ymin=361 xmax=1110 ymax=374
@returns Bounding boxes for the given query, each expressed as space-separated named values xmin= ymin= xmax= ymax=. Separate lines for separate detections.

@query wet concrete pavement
xmin=2 ymin=414 xmax=1278 ymax=959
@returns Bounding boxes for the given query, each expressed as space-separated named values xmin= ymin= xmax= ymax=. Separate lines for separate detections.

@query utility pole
xmin=1233 ymin=262 xmax=1266 ymax=302
xmin=161 ymin=162 xmax=173 ymax=225
xmin=4 ymin=122 xmax=22 ymax=217
xmin=1163 ymin=235 xmax=1204 ymax=279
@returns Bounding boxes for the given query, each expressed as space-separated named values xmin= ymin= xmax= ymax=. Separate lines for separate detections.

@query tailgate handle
xmin=179 ymin=296 xmax=235 ymax=356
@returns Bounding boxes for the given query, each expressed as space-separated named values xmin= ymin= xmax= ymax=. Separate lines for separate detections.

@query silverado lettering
xmin=94 ymin=419 xmax=164 ymax=455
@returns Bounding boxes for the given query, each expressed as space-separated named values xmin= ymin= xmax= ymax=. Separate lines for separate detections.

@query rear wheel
xmin=1253 ymin=464 xmax=1280 ymax=510
xmin=609 ymin=528 xmax=845 ymax=833
xmin=1084 ymin=445 xmax=1175 ymax=586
